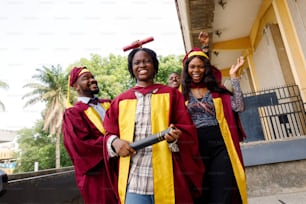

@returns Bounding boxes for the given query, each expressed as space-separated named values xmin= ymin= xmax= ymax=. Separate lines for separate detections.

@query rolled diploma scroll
xmin=129 ymin=127 xmax=172 ymax=151
xmin=123 ymin=37 xmax=154 ymax=51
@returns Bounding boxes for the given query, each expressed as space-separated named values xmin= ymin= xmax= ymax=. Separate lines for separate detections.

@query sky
xmin=0 ymin=0 xmax=186 ymax=131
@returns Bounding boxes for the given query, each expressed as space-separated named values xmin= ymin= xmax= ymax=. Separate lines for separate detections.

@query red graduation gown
xmin=103 ymin=84 xmax=205 ymax=204
xmin=212 ymin=92 xmax=248 ymax=204
xmin=62 ymin=99 xmax=119 ymax=204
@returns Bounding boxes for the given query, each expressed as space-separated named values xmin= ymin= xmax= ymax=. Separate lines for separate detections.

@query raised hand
xmin=229 ymin=56 xmax=245 ymax=79
xmin=198 ymin=31 xmax=209 ymax=45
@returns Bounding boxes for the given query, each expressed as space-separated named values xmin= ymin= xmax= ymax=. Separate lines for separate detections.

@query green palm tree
xmin=0 ymin=80 xmax=9 ymax=111
xmin=22 ymin=65 xmax=68 ymax=168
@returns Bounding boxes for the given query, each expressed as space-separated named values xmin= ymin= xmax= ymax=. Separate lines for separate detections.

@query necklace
xmin=191 ymin=87 xmax=208 ymax=99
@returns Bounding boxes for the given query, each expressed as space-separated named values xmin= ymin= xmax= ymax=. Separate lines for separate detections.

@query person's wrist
xmin=201 ymin=45 xmax=209 ymax=49
xmin=167 ymin=139 xmax=177 ymax=144
xmin=230 ymin=76 xmax=239 ymax=80
xmin=111 ymin=137 xmax=119 ymax=153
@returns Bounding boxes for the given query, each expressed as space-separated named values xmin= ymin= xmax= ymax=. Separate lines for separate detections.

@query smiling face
xmin=74 ymin=72 xmax=99 ymax=97
xmin=132 ymin=50 xmax=155 ymax=86
xmin=168 ymin=73 xmax=181 ymax=89
xmin=187 ymin=57 xmax=206 ymax=83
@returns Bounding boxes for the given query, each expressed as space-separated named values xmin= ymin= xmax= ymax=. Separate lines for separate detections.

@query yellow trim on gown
xmin=117 ymin=94 xmax=175 ymax=204
xmin=213 ymin=98 xmax=248 ymax=204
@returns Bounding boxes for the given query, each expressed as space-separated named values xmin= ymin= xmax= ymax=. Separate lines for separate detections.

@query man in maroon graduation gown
xmin=62 ymin=66 xmax=118 ymax=204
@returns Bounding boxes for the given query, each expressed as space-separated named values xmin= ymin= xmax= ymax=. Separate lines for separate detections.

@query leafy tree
xmin=60 ymin=134 xmax=73 ymax=167
xmin=156 ymin=55 xmax=184 ymax=84
xmin=69 ymin=54 xmax=133 ymax=99
xmin=14 ymin=120 xmax=72 ymax=173
xmin=0 ymin=80 xmax=9 ymax=111
xmin=69 ymin=53 xmax=184 ymax=100
xmin=22 ymin=65 xmax=67 ymax=168
xmin=16 ymin=53 xmax=184 ymax=172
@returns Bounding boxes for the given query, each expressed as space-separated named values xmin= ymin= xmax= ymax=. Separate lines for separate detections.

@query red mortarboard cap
xmin=69 ymin=66 xmax=89 ymax=87
xmin=182 ymin=47 xmax=209 ymax=65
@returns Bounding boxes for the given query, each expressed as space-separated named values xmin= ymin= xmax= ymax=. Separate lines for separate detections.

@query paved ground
xmin=248 ymin=190 xmax=306 ymax=204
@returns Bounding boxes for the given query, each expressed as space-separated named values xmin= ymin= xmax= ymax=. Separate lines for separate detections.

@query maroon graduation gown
xmin=62 ymin=99 xmax=119 ymax=204
xmin=103 ymin=84 xmax=205 ymax=204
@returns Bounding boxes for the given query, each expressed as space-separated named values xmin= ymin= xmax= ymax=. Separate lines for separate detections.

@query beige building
xmin=176 ymin=0 xmax=306 ymax=98
xmin=175 ymin=0 xmax=306 ymax=197
xmin=175 ymin=0 xmax=306 ymax=140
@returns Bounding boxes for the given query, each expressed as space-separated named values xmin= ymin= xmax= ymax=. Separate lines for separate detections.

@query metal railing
xmin=241 ymin=85 xmax=306 ymax=141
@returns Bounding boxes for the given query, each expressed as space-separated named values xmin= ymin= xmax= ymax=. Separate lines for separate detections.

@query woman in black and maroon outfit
xmin=181 ymin=48 xmax=248 ymax=204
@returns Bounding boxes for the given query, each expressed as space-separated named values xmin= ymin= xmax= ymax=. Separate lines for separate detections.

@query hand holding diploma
xmin=112 ymin=124 xmax=181 ymax=157
xmin=164 ymin=124 xmax=181 ymax=143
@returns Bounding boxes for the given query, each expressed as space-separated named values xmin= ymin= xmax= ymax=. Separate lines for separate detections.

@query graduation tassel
xmin=66 ymin=75 xmax=73 ymax=108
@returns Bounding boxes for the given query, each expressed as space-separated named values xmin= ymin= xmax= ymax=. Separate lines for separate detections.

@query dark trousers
xmin=194 ymin=125 xmax=240 ymax=204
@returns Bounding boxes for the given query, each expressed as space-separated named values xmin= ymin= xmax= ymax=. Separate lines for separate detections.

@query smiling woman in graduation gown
xmin=103 ymin=48 xmax=205 ymax=204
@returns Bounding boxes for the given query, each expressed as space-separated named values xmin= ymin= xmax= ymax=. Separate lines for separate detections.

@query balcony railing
xmin=240 ymin=84 xmax=306 ymax=142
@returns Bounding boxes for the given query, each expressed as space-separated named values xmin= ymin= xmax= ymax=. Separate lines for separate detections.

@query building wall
xmin=287 ymin=0 xmax=306 ymax=60
xmin=273 ymin=0 xmax=306 ymax=102
xmin=246 ymin=159 xmax=306 ymax=197
xmin=253 ymin=24 xmax=286 ymax=89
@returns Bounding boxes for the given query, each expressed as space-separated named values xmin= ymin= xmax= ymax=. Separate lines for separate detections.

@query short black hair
xmin=127 ymin=48 xmax=159 ymax=79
